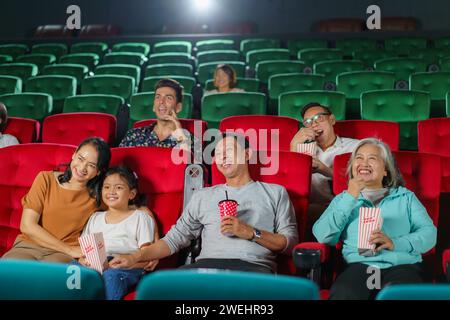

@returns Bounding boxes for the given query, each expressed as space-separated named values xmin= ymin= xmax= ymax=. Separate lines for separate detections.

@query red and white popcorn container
xmin=358 ymin=207 xmax=383 ymax=256
xmin=296 ymin=143 xmax=317 ymax=157
xmin=78 ymin=232 xmax=108 ymax=274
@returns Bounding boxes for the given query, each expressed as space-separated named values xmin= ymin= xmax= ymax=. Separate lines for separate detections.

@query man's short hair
xmin=220 ymin=132 xmax=250 ymax=150
xmin=0 ymin=102 xmax=8 ymax=132
xmin=300 ymin=102 xmax=333 ymax=119
xmin=154 ymin=78 xmax=183 ymax=104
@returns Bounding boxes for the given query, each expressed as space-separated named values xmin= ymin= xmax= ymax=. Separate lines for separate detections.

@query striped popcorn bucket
xmin=296 ymin=142 xmax=317 ymax=157
xmin=358 ymin=207 xmax=383 ymax=256
xmin=78 ymin=232 xmax=108 ymax=274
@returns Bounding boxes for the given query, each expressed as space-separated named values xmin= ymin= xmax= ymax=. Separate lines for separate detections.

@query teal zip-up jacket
xmin=313 ymin=186 xmax=437 ymax=269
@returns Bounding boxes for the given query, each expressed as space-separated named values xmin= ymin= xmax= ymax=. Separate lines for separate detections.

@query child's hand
xmin=109 ymin=254 xmax=137 ymax=269
xmin=143 ymin=259 xmax=159 ymax=272
xmin=78 ymin=256 xmax=90 ymax=267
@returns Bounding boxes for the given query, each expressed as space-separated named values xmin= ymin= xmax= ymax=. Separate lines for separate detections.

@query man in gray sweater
xmin=110 ymin=133 xmax=298 ymax=273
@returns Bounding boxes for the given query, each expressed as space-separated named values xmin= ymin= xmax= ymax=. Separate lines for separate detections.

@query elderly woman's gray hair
xmin=346 ymin=138 xmax=405 ymax=188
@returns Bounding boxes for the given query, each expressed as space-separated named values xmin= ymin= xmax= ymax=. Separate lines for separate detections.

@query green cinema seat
xmin=361 ymin=89 xmax=430 ymax=150
xmin=335 ymin=38 xmax=378 ymax=57
xmin=63 ymin=94 xmax=124 ymax=115
xmin=71 ymin=42 xmax=108 ymax=57
xmin=31 ymin=43 xmax=68 ymax=59
xmin=42 ymin=63 xmax=89 ymax=88
xmin=201 ymin=92 xmax=266 ymax=129
xmin=195 ymin=39 xmax=235 ymax=53
xmin=0 ymin=92 xmax=52 ymax=121
xmin=0 ymin=75 xmax=22 ymax=95
xmin=112 ymin=42 xmax=150 ymax=56
xmin=0 ymin=44 xmax=28 ymax=60
xmin=440 ymin=57 xmax=450 ymax=72
xmin=336 ymin=70 xmax=396 ymax=119
xmin=103 ymin=52 xmax=147 ymax=66
xmin=278 ymin=90 xmax=345 ymax=122
xmin=16 ymin=54 xmax=56 ymax=73
xmin=25 ymin=75 xmax=76 ymax=114
xmin=384 ymin=37 xmax=427 ymax=57
xmin=313 ymin=59 xmax=365 ymax=89
xmin=297 ymin=48 xmax=343 ymax=70
xmin=0 ymin=55 xmax=13 ymax=64
xmin=60 ymin=53 xmax=99 ymax=71
xmin=95 ymin=64 xmax=141 ymax=87
xmin=196 ymin=50 xmax=241 ymax=66
xmin=256 ymin=60 xmax=306 ymax=84
xmin=246 ymin=48 xmax=290 ymax=69
xmin=410 ymin=71 xmax=450 ymax=117
xmin=374 ymin=57 xmax=428 ymax=89
xmin=0 ymin=63 xmax=38 ymax=82
xmin=81 ymin=75 xmax=136 ymax=101
xmin=145 ymin=63 xmax=193 ymax=78
xmin=268 ymin=73 xmax=325 ymax=115
xmin=148 ymin=53 xmax=191 ymax=65
xmin=352 ymin=49 xmax=390 ymax=69
xmin=205 ymin=77 xmax=260 ymax=93
xmin=153 ymin=41 xmax=192 ymax=54
xmin=434 ymin=37 xmax=450 ymax=50
xmin=240 ymin=38 xmax=281 ymax=56
xmin=287 ymin=39 xmax=328 ymax=58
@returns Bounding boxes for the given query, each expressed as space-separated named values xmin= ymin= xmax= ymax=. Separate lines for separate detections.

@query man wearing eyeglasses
xmin=290 ymin=103 xmax=359 ymax=234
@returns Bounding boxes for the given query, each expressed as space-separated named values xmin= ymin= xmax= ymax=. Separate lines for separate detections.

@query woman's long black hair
xmin=58 ymin=137 xmax=111 ymax=207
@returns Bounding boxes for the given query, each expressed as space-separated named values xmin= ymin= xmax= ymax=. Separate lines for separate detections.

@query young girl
xmin=79 ymin=166 xmax=157 ymax=300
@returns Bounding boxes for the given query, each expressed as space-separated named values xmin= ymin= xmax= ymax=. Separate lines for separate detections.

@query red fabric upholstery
xmin=443 ymin=249 xmax=450 ymax=275
xmin=294 ymin=242 xmax=330 ymax=263
xmin=381 ymin=17 xmax=419 ymax=31
xmin=212 ymin=151 xmax=312 ymax=274
xmin=42 ymin=112 xmax=116 ymax=146
xmin=219 ymin=115 xmax=299 ymax=151
xmin=79 ymin=24 xmax=120 ymax=37
xmin=418 ymin=118 xmax=450 ymax=192
xmin=315 ymin=18 xmax=364 ymax=32
xmin=4 ymin=117 xmax=40 ymax=143
xmin=334 ymin=120 xmax=400 ymax=151
xmin=133 ymin=119 xmax=208 ymax=141
xmin=333 ymin=151 xmax=441 ymax=225
xmin=0 ymin=143 xmax=76 ymax=256
xmin=34 ymin=25 xmax=74 ymax=38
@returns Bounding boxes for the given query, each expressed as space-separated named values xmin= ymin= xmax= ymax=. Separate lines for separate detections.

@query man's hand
xmin=109 ymin=254 xmax=138 ymax=269
xmin=290 ymin=128 xmax=317 ymax=151
xmin=143 ymin=260 xmax=159 ymax=272
xmin=312 ymin=157 xmax=332 ymax=177
xmin=220 ymin=216 xmax=254 ymax=240
xmin=369 ymin=229 xmax=394 ymax=252
xmin=347 ymin=177 xmax=366 ymax=198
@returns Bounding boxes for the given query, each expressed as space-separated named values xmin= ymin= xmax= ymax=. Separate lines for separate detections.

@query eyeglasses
xmin=302 ymin=112 xmax=330 ymax=127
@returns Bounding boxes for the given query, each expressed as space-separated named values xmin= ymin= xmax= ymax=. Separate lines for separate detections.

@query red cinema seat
xmin=110 ymin=147 xmax=189 ymax=268
xmin=4 ymin=117 xmax=40 ymax=143
xmin=334 ymin=120 xmax=400 ymax=151
xmin=133 ymin=119 xmax=208 ymax=141
xmin=418 ymin=118 xmax=450 ymax=192
xmin=42 ymin=112 xmax=116 ymax=146
xmin=219 ymin=115 xmax=299 ymax=151
xmin=212 ymin=151 xmax=312 ymax=274
xmin=0 ymin=144 xmax=76 ymax=256
xmin=79 ymin=24 xmax=120 ymax=37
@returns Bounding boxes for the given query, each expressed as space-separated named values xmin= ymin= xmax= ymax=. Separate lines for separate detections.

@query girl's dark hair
xmin=103 ymin=166 xmax=147 ymax=207
xmin=58 ymin=137 xmax=111 ymax=207
xmin=214 ymin=64 xmax=237 ymax=88
xmin=0 ymin=102 xmax=8 ymax=132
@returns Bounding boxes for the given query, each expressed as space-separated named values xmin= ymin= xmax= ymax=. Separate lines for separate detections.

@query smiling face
xmin=303 ymin=106 xmax=336 ymax=145
xmin=352 ymin=143 xmax=387 ymax=189
xmin=70 ymin=144 xmax=100 ymax=185
xmin=214 ymin=68 xmax=232 ymax=91
xmin=102 ymin=173 xmax=137 ymax=210
xmin=153 ymin=86 xmax=182 ymax=120
xmin=214 ymin=137 xmax=249 ymax=179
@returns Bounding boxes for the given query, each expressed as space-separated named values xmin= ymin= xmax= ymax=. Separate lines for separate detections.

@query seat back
xmin=4 ymin=117 xmax=40 ymax=143
xmin=287 ymin=39 xmax=328 ymax=58
xmin=153 ymin=41 xmax=192 ymax=54
xmin=201 ymin=92 xmax=266 ymax=129
xmin=103 ymin=52 xmax=146 ymax=66
xmin=31 ymin=43 xmax=69 ymax=59
xmin=240 ymin=39 xmax=281 ymax=56
xmin=70 ymin=42 xmax=108 ymax=57
xmin=16 ymin=54 xmax=56 ymax=73
xmin=195 ymin=39 xmax=235 ymax=53
xmin=145 ymin=63 xmax=193 ymax=78
xmin=42 ymin=112 xmax=116 ymax=146
xmin=0 ymin=75 xmax=22 ymax=95
xmin=196 ymin=50 xmax=241 ymax=65
xmin=0 ymin=44 xmax=28 ymax=60
xmin=136 ymin=270 xmax=319 ymax=300
xmin=42 ymin=63 xmax=89 ymax=85
xmin=81 ymin=75 xmax=135 ymax=101
xmin=63 ymin=94 xmax=124 ymax=115
xmin=0 ymin=144 xmax=76 ymax=255
xmin=0 ymin=63 xmax=38 ymax=82
xmin=374 ymin=57 xmax=427 ymax=83
xmin=278 ymin=90 xmax=345 ymax=122
xmin=148 ymin=53 xmax=191 ymax=65
xmin=219 ymin=115 xmax=299 ymax=151
xmin=256 ymin=60 xmax=306 ymax=84
xmin=334 ymin=120 xmax=400 ymax=151
xmin=313 ymin=60 xmax=365 ymax=85
xmin=0 ymin=260 xmax=104 ymax=300
xmin=59 ymin=53 xmax=99 ymax=71
xmin=0 ymin=93 xmax=52 ymax=121
xmin=112 ymin=42 xmax=150 ymax=56
xmin=410 ymin=72 xmax=450 ymax=117
xmin=197 ymin=61 xmax=245 ymax=85
xmin=297 ymin=48 xmax=343 ymax=69
xmin=335 ymin=39 xmax=377 ymax=57
xmin=384 ymin=37 xmax=427 ymax=56
xmin=361 ymin=89 xmax=430 ymax=150
xmin=246 ymin=49 xmax=290 ymax=69
xmin=95 ymin=64 xmax=141 ymax=86
xmin=269 ymin=73 xmax=325 ymax=101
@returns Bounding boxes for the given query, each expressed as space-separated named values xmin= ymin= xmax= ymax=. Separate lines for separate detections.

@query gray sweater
xmin=162 ymin=181 xmax=298 ymax=272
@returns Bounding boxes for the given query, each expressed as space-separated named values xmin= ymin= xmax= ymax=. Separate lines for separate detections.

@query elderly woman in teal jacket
xmin=313 ymin=138 xmax=437 ymax=300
